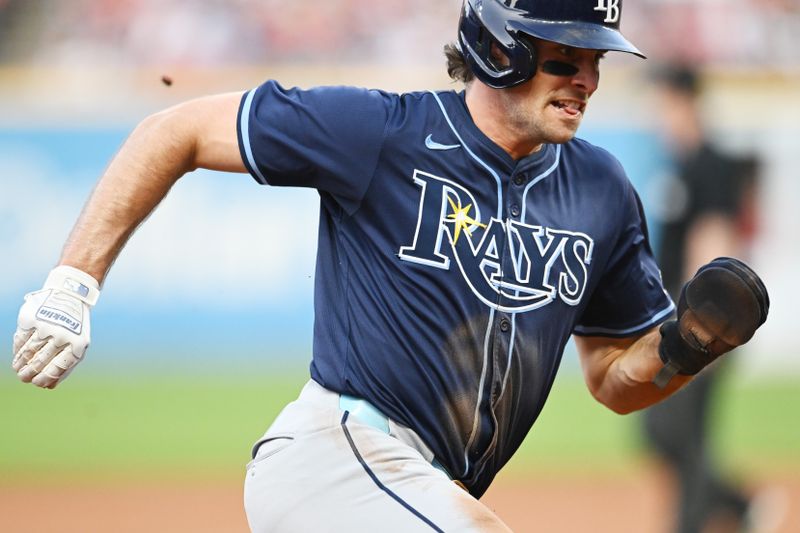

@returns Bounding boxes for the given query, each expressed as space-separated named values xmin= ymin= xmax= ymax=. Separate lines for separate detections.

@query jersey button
xmin=500 ymin=319 xmax=510 ymax=332
xmin=513 ymin=176 xmax=525 ymax=186
xmin=510 ymin=205 xmax=520 ymax=217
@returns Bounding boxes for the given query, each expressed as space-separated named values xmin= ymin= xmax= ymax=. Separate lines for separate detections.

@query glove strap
xmin=652 ymin=361 xmax=681 ymax=389
xmin=43 ymin=265 xmax=101 ymax=306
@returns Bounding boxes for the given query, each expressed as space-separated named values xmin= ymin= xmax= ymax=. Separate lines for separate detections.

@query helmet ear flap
xmin=513 ymin=34 xmax=537 ymax=80
xmin=483 ymin=35 xmax=509 ymax=73
xmin=458 ymin=1 xmax=538 ymax=88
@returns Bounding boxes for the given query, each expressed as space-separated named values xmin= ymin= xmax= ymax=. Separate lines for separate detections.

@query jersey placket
xmin=495 ymin=168 xmax=529 ymax=403
xmin=492 ymin=168 xmax=527 ymax=406
xmin=464 ymin=168 xmax=526 ymax=482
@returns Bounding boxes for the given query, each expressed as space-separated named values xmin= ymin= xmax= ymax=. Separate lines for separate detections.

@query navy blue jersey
xmin=237 ymin=82 xmax=674 ymax=497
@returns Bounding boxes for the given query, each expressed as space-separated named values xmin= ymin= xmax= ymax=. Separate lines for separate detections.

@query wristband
xmin=43 ymin=265 xmax=101 ymax=306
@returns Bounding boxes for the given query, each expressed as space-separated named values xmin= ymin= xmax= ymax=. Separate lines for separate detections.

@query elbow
xmin=586 ymin=366 xmax=641 ymax=415
xmin=606 ymin=402 xmax=637 ymax=416
xmin=136 ymin=105 xmax=199 ymax=174
xmin=589 ymin=386 xmax=636 ymax=415
xmin=593 ymin=388 xmax=655 ymax=416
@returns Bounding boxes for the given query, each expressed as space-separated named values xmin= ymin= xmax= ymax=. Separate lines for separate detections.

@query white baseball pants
xmin=243 ymin=379 xmax=511 ymax=532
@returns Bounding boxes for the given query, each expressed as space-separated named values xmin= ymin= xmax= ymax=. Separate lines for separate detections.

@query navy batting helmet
xmin=458 ymin=0 xmax=644 ymax=89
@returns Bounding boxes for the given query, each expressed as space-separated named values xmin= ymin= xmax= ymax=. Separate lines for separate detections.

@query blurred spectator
xmin=17 ymin=0 xmax=462 ymax=66
xmin=641 ymin=63 xmax=761 ymax=533
xmin=626 ymin=0 xmax=800 ymax=68
xmin=2 ymin=0 xmax=799 ymax=68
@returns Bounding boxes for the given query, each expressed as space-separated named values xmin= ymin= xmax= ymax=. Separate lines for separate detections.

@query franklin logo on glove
xmin=12 ymin=265 xmax=100 ymax=389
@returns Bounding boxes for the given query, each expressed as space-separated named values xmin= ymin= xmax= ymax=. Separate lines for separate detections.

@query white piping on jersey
xmin=462 ymin=306 xmax=496 ymax=477
xmin=495 ymin=313 xmax=518 ymax=406
xmin=520 ymin=144 xmax=562 ymax=223
xmin=573 ymin=296 xmax=676 ymax=335
xmin=495 ymin=145 xmax=564 ymax=407
xmin=430 ymin=92 xmax=503 ymax=219
xmin=430 ymin=91 xmax=503 ymax=478
xmin=240 ymin=88 xmax=269 ymax=184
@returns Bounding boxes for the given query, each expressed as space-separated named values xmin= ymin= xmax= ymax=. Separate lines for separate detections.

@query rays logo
xmin=398 ymin=170 xmax=594 ymax=313
xmin=594 ymin=0 xmax=621 ymax=24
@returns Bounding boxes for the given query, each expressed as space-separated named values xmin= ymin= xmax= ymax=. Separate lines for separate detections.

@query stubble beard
xmin=500 ymin=91 xmax=581 ymax=146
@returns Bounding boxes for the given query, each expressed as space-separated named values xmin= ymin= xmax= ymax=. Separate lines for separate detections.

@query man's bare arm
xmin=12 ymin=92 xmax=248 ymax=387
xmin=575 ymin=251 xmax=768 ymax=415
xmin=60 ymin=91 xmax=246 ymax=283
xmin=574 ymin=330 xmax=692 ymax=415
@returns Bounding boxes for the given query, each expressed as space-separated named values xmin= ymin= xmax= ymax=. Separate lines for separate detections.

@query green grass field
xmin=1 ymin=363 xmax=798 ymax=483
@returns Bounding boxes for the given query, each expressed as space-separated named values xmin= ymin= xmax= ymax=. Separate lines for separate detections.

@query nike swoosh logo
xmin=425 ymin=134 xmax=461 ymax=151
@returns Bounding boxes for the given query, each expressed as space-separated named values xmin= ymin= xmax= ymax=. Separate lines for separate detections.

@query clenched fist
xmin=654 ymin=257 xmax=769 ymax=388
xmin=12 ymin=266 xmax=100 ymax=389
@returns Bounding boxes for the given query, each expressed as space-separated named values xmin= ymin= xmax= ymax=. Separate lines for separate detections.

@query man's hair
xmin=444 ymin=42 xmax=475 ymax=84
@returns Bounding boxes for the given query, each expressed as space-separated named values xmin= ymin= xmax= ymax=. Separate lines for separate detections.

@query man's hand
xmin=12 ymin=266 xmax=100 ymax=389
xmin=654 ymin=257 xmax=769 ymax=388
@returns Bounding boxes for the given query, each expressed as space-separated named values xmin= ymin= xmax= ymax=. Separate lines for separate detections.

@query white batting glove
xmin=12 ymin=266 xmax=100 ymax=389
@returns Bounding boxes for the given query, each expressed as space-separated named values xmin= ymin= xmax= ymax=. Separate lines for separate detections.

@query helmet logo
xmin=594 ymin=0 xmax=620 ymax=23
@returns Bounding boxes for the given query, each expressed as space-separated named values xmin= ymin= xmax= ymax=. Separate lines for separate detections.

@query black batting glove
xmin=653 ymin=257 xmax=769 ymax=388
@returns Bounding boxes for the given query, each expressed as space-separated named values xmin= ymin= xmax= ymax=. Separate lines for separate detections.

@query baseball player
xmin=12 ymin=1 xmax=769 ymax=531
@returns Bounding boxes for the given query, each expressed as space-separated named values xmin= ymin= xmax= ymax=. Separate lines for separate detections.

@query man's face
xmin=495 ymin=39 xmax=604 ymax=145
